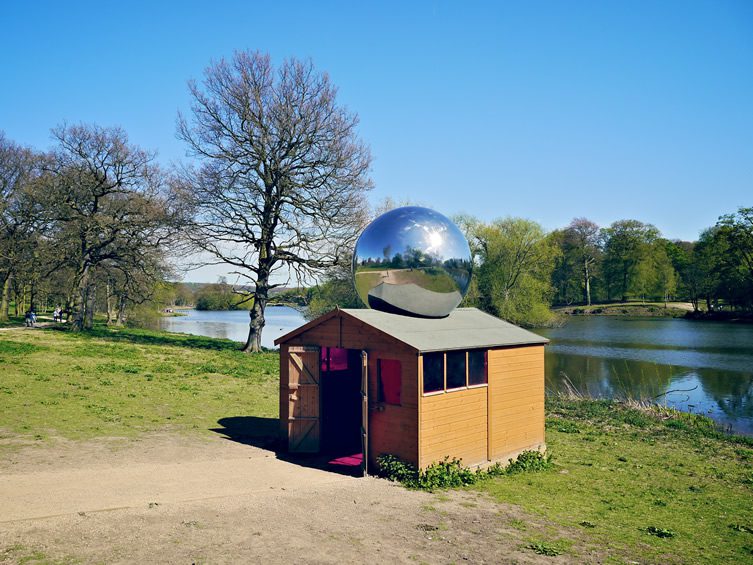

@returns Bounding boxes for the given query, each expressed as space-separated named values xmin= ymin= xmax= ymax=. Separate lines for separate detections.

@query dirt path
xmin=0 ymin=434 xmax=580 ymax=564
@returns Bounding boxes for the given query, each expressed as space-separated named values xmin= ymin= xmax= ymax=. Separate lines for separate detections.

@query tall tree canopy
xmin=177 ymin=51 xmax=372 ymax=351
xmin=45 ymin=124 xmax=176 ymax=330
xmin=0 ymin=133 xmax=44 ymax=320
xmin=601 ymin=219 xmax=660 ymax=302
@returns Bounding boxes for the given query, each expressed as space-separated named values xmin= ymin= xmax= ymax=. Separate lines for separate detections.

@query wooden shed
xmin=275 ymin=307 xmax=548 ymax=473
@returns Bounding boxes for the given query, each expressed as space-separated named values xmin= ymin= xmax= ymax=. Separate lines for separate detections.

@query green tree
xmin=305 ymin=257 xmax=362 ymax=320
xmin=553 ymin=218 xmax=602 ymax=306
xmin=716 ymin=207 xmax=753 ymax=309
xmin=469 ymin=218 xmax=559 ymax=327
xmin=195 ymin=278 xmax=247 ymax=311
xmin=601 ymin=220 xmax=659 ymax=302
xmin=633 ymin=240 xmax=677 ymax=305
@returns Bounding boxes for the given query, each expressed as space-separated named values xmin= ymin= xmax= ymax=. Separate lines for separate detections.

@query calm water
xmin=535 ymin=317 xmax=753 ymax=435
xmin=159 ymin=306 xmax=305 ymax=350
xmin=160 ymin=309 xmax=753 ymax=434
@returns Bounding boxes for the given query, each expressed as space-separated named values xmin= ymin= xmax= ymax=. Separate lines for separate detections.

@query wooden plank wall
xmin=487 ymin=345 xmax=545 ymax=460
xmin=419 ymin=386 xmax=488 ymax=468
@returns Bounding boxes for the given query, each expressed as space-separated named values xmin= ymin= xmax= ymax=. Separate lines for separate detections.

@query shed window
xmin=446 ymin=351 xmax=466 ymax=389
xmin=377 ymin=359 xmax=402 ymax=405
xmin=468 ymin=350 xmax=488 ymax=385
xmin=423 ymin=352 xmax=444 ymax=393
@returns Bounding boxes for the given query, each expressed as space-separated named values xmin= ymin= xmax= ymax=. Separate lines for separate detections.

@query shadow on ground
xmin=212 ymin=416 xmax=364 ymax=478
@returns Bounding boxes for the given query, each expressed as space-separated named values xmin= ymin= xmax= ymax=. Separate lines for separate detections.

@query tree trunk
xmin=29 ymin=281 xmax=37 ymax=313
xmin=243 ymin=285 xmax=267 ymax=353
xmin=84 ymin=282 xmax=96 ymax=329
xmin=0 ymin=273 xmax=10 ymax=322
xmin=116 ymin=294 xmax=127 ymax=325
xmin=584 ymin=260 xmax=592 ymax=306
xmin=106 ymin=280 xmax=115 ymax=324
xmin=72 ymin=266 xmax=92 ymax=331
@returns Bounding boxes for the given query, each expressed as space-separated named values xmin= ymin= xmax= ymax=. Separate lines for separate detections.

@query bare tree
xmin=0 ymin=133 xmax=45 ymax=320
xmin=177 ymin=51 xmax=372 ymax=352
xmin=45 ymin=124 xmax=177 ymax=330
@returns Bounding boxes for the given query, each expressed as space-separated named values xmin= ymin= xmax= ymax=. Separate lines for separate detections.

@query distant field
xmin=0 ymin=326 xmax=278 ymax=443
xmin=554 ymin=302 xmax=691 ymax=317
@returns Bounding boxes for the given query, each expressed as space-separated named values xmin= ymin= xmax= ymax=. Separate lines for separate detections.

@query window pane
xmin=446 ymin=350 xmax=466 ymax=389
xmin=468 ymin=350 xmax=487 ymax=385
xmin=378 ymin=359 xmax=402 ymax=405
xmin=423 ymin=352 xmax=444 ymax=393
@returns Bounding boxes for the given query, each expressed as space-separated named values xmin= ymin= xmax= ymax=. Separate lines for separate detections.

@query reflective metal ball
xmin=352 ymin=206 xmax=473 ymax=318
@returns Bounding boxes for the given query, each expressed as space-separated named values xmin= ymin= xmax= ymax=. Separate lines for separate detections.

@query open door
xmin=287 ymin=346 xmax=320 ymax=453
xmin=361 ymin=350 xmax=369 ymax=476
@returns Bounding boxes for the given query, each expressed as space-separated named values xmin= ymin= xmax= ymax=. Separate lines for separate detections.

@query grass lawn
xmin=0 ymin=315 xmax=27 ymax=328
xmin=0 ymin=325 xmax=279 ymax=444
xmin=476 ymin=399 xmax=753 ymax=563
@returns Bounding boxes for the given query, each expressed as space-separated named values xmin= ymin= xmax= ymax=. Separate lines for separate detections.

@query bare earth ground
xmin=0 ymin=433 xmax=585 ymax=564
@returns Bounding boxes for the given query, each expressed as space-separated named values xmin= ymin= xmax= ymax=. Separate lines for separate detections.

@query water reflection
xmin=159 ymin=306 xmax=305 ymax=350
xmin=537 ymin=317 xmax=753 ymax=434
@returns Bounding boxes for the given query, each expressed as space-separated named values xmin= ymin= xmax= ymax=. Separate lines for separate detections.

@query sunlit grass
xmin=476 ymin=399 xmax=753 ymax=563
xmin=0 ymin=325 xmax=279 ymax=442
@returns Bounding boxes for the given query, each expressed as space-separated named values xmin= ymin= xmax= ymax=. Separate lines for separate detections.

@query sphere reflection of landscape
xmin=352 ymin=206 xmax=473 ymax=318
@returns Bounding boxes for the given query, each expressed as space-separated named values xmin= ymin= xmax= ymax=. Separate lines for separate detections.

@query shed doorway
xmin=319 ymin=347 xmax=364 ymax=467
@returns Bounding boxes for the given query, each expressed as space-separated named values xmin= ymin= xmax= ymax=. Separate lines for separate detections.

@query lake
xmin=159 ymin=306 xmax=306 ymax=350
xmin=536 ymin=317 xmax=753 ymax=435
xmin=161 ymin=309 xmax=753 ymax=435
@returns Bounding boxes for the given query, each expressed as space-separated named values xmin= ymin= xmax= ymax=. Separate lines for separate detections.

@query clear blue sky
xmin=2 ymin=1 xmax=752 ymax=270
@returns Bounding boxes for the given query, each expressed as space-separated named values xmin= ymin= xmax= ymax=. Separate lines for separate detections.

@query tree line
xmin=549 ymin=213 xmax=753 ymax=314
xmin=0 ymin=126 xmax=180 ymax=330
xmin=302 ymin=209 xmax=753 ymax=327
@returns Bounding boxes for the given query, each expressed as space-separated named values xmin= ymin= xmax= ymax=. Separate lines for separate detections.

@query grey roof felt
xmin=340 ymin=307 xmax=548 ymax=352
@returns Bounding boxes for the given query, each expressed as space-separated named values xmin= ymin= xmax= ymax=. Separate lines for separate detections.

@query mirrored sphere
xmin=352 ymin=206 xmax=472 ymax=318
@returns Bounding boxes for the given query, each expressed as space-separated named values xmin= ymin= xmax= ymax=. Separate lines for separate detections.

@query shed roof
xmin=275 ymin=307 xmax=548 ymax=352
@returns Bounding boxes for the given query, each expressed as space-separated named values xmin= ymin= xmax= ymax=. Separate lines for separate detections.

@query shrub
xmin=418 ymin=457 xmax=477 ymax=490
xmin=527 ymin=541 xmax=562 ymax=556
xmin=376 ymin=454 xmax=417 ymax=485
xmin=644 ymin=526 xmax=676 ymax=538
xmin=505 ymin=450 xmax=553 ymax=474
xmin=377 ymin=450 xmax=553 ymax=491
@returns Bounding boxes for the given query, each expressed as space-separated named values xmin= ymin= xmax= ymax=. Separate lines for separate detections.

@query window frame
xmin=467 ymin=349 xmax=488 ymax=387
xmin=421 ymin=349 xmax=489 ymax=396
xmin=422 ymin=351 xmax=446 ymax=395
xmin=445 ymin=350 xmax=467 ymax=391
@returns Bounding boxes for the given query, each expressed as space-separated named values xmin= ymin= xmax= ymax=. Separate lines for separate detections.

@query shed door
xmin=361 ymin=350 xmax=368 ymax=476
xmin=287 ymin=346 xmax=321 ymax=453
